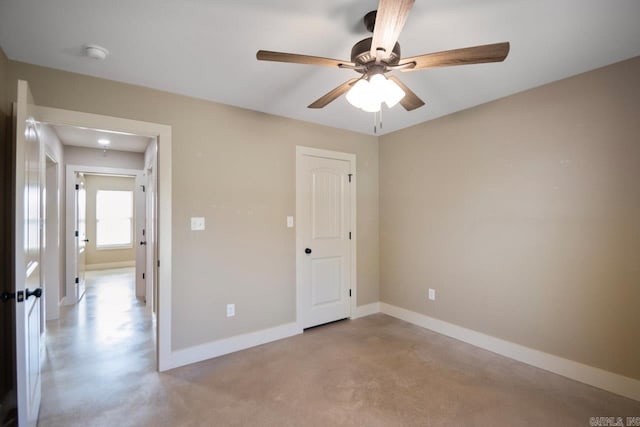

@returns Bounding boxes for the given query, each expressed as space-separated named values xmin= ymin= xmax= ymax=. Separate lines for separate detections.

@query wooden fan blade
xmin=400 ymin=42 xmax=510 ymax=71
xmin=257 ymin=50 xmax=354 ymax=68
xmin=388 ymin=76 xmax=425 ymax=111
xmin=370 ymin=0 xmax=415 ymax=61
xmin=308 ymin=78 xmax=359 ymax=109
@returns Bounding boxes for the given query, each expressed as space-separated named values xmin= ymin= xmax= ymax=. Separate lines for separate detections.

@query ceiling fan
xmin=256 ymin=0 xmax=510 ymax=113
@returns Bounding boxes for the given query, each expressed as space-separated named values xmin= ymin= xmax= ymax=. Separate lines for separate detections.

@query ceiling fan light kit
xmin=346 ymin=74 xmax=405 ymax=112
xmin=256 ymin=0 xmax=510 ymax=122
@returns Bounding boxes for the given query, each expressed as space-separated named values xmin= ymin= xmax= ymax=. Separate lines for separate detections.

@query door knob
xmin=140 ymin=241 xmax=147 ymax=246
xmin=305 ymin=248 xmax=312 ymax=254
xmin=25 ymin=288 xmax=42 ymax=300
xmin=83 ymin=239 xmax=89 ymax=243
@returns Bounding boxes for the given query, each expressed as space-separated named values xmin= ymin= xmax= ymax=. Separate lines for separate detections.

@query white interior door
xmin=75 ymin=174 xmax=87 ymax=300
xmin=135 ymin=173 xmax=146 ymax=300
xmin=296 ymin=147 xmax=354 ymax=329
xmin=14 ymin=80 xmax=43 ymax=427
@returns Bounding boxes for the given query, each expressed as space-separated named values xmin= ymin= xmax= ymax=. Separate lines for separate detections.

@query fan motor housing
xmin=350 ymin=37 xmax=401 ymax=69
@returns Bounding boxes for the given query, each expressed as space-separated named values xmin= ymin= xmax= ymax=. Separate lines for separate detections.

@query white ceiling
xmin=2 ymin=0 xmax=639 ymax=135
xmin=51 ymin=124 xmax=152 ymax=153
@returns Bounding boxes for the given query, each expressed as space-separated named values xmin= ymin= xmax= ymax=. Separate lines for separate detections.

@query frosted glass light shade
xmin=346 ymin=80 xmax=369 ymax=108
xmin=359 ymin=89 xmax=382 ymax=112
xmin=384 ymin=80 xmax=405 ymax=108
xmin=346 ymin=74 xmax=405 ymax=112
xmin=370 ymin=74 xmax=405 ymax=108
xmin=346 ymin=80 xmax=381 ymax=112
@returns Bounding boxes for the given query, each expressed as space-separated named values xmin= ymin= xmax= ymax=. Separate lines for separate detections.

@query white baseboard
xmin=86 ymin=261 xmax=135 ymax=270
xmin=352 ymin=302 xmax=381 ymax=319
xmin=164 ymin=322 xmax=302 ymax=371
xmin=60 ymin=295 xmax=75 ymax=306
xmin=379 ymin=303 xmax=640 ymax=402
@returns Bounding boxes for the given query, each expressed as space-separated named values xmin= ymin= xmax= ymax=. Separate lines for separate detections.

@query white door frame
xmin=295 ymin=146 xmax=357 ymax=330
xmin=64 ymin=165 xmax=143 ymax=304
xmin=43 ymin=152 xmax=60 ymax=321
xmin=144 ymin=155 xmax=158 ymax=316
xmin=32 ymin=105 xmax=172 ymax=371
xmin=69 ymin=172 xmax=87 ymax=302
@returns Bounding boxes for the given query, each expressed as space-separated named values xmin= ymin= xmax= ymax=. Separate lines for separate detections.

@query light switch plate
xmin=287 ymin=216 xmax=294 ymax=228
xmin=428 ymin=288 xmax=436 ymax=301
xmin=191 ymin=217 xmax=205 ymax=231
xmin=226 ymin=303 xmax=235 ymax=317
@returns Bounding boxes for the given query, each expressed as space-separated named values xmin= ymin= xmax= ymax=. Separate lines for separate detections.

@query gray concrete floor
xmin=39 ymin=268 xmax=640 ymax=426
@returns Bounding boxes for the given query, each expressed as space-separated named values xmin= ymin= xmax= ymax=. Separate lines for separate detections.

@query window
xmin=96 ymin=190 xmax=133 ymax=248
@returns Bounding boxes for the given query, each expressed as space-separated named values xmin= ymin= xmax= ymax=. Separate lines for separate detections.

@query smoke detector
xmin=84 ymin=44 xmax=109 ymax=60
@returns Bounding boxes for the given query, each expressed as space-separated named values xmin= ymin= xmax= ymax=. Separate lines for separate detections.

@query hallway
xmin=39 ymin=268 xmax=155 ymax=426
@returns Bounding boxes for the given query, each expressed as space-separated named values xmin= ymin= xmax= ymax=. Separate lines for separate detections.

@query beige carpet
xmin=39 ymin=269 xmax=640 ymax=426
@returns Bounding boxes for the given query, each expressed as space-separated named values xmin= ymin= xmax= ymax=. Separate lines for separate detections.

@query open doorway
xmin=77 ymin=172 xmax=139 ymax=293
xmin=12 ymin=84 xmax=172 ymax=425
xmin=41 ymin=123 xmax=159 ymax=319
xmin=69 ymin=171 xmax=141 ymax=300
xmin=38 ymin=124 xmax=160 ymax=422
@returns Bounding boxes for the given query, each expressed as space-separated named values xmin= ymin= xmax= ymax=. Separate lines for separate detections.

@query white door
xmin=75 ymin=173 xmax=87 ymax=300
xmin=14 ymin=80 xmax=43 ymax=427
xmin=296 ymin=147 xmax=354 ymax=329
xmin=135 ymin=173 xmax=146 ymax=300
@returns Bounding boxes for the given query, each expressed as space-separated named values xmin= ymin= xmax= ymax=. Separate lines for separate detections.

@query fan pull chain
xmin=373 ymin=108 xmax=384 ymax=134
xmin=373 ymin=111 xmax=377 ymax=134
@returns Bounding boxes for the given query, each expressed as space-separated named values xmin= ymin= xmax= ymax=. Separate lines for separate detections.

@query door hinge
xmin=348 ymin=174 xmax=353 ymax=183
xmin=75 ymin=184 xmax=79 ymax=190
xmin=141 ymin=184 xmax=146 ymax=192
xmin=75 ymin=277 xmax=79 ymax=284
xmin=142 ymin=272 xmax=145 ymax=280
xmin=157 ymin=260 xmax=160 ymax=268
xmin=75 ymin=230 xmax=79 ymax=237
xmin=349 ymin=232 xmax=352 ymax=240
xmin=349 ymin=289 xmax=352 ymax=297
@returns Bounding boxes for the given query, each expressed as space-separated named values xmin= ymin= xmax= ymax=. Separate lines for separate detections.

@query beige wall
xmin=64 ymin=146 xmax=144 ymax=170
xmin=379 ymin=57 xmax=640 ymax=380
xmin=7 ymin=61 xmax=380 ymax=350
xmin=83 ymin=175 xmax=136 ymax=267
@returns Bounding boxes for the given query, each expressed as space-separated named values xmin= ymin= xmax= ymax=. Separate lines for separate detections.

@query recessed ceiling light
xmin=98 ymin=138 xmax=110 ymax=146
xmin=84 ymin=44 xmax=109 ymax=60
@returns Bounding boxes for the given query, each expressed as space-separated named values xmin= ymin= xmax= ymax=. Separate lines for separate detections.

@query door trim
xmin=44 ymin=152 xmax=60 ymax=321
xmin=295 ymin=146 xmax=357 ymax=330
xmin=32 ymin=105 xmax=172 ymax=372
xmin=64 ymin=165 xmax=142 ymax=305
